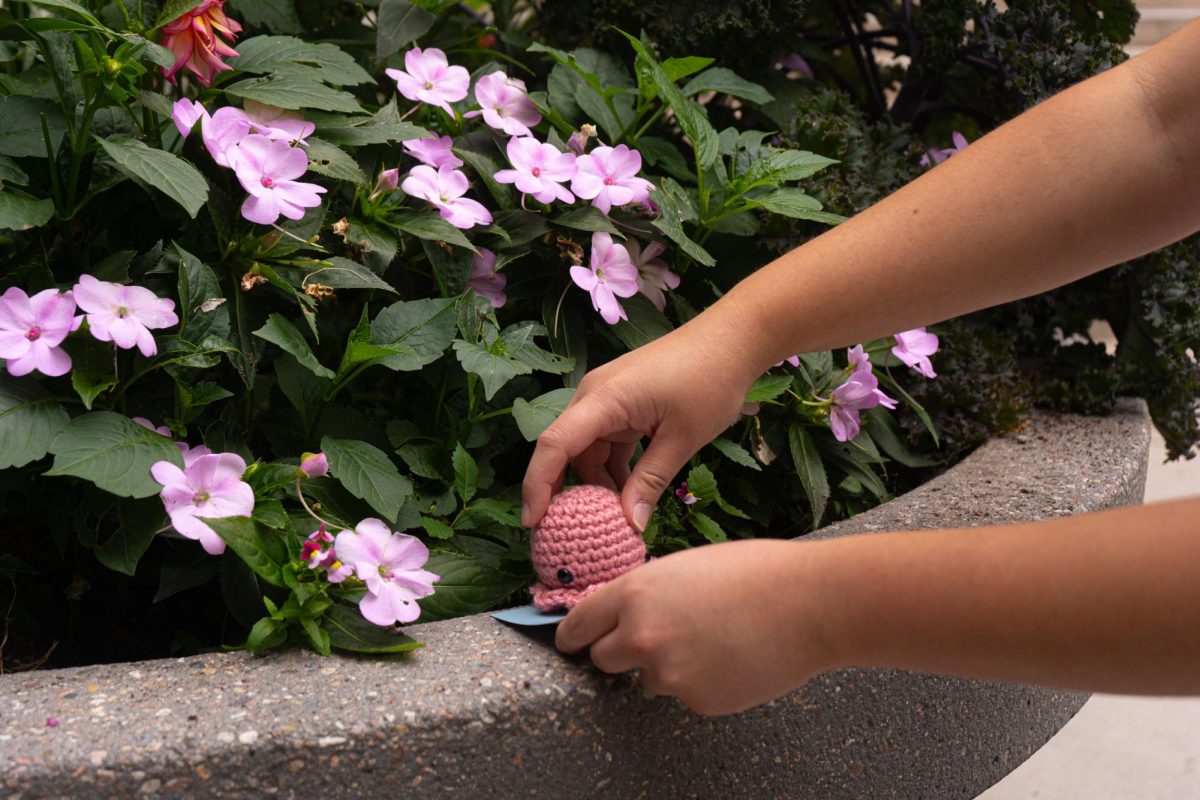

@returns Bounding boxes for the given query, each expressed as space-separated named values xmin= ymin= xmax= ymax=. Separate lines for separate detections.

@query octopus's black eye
xmin=556 ymin=567 xmax=574 ymax=584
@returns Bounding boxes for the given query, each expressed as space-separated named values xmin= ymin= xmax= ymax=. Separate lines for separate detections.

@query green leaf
xmin=324 ymin=604 xmax=425 ymax=654
xmin=46 ymin=412 xmax=184 ymax=498
xmin=617 ymin=30 xmax=718 ymax=168
xmin=154 ymin=547 xmax=220 ymax=602
xmin=454 ymin=143 xmax=514 ymax=211
xmin=417 ymin=552 xmax=525 ymax=622
xmin=0 ymin=156 xmax=29 ymax=188
xmin=173 ymin=243 xmax=231 ymax=343
xmin=0 ymin=191 xmax=53 ymax=231
xmin=681 ymin=67 xmax=774 ymax=104
xmin=685 ymin=464 xmax=718 ymax=504
xmin=710 ymin=437 xmax=761 ymax=471
xmin=303 ymin=138 xmax=366 ymax=184
xmin=155 ymin=0 xmax=205 ymax=26
xmin=511 ymin=387 xmax=575 ymax=442
xmin=0 ymin=96 xmax=67 ymax=158
xmin=661 ymin=56 xmax=715 ymax=82
xmin=312 ymin=100 xmax=425 ymax=146
xmin=322 ymin=436 xmax=413 ymax=523
xmin=306 ymin=257 xmax=397 ymax=294
xmin=500 ymin=321 xmax=575 ymax=373
xmin=650 ymin=181 xmax=714 ymax=267
xmin=452 ymin=340 xmax=532 ymax=400
xmin=226 ymin=76 xmax=363 ymax=114
xmin=553 ymin=205 xmax=620 ymax=235
xmin=789 ymin=424 xmax=830 ymax=528
xmin=876 ymin=371 xmax=941 ymax=448
xmin=254 ymin=313 xmax=335 ymax=379
xmin=451 ymin=443 xmax=479 ymax=503
xmin=376 ymin=0 xmax=436 ymax=59
xmin=25 ymin=0 xmax=104 ymax=27
xmin=420 ymin=515 xmax=455 ymax=540
xmin=246 ymin=616 xmax=288 ymax=650
xmin=65 ymin=334 xmax=118 ymax=409
xmin=745 ymin=374 xmax=794 ymax=404
xmin=611 ymin=294 xmax=673 ymax=350
xmin=226 ymin=0 xmax=301 ymax=33
xmin=754 ymin=188 xmax=847 ymax=225
xmin=0 ymin=377 xmax=68 ymax=469
xmin=392 ymin=211 xmax=477 ymax=253
xmin=864 ymin=407 xmax=936 ymax=468
xmin=203 ymin=516 xmax=287 ymax=587
xmin=228 ymin=36 xmax=373 ymax=86
xmin=95 ymin=498 xmax=163 ymax=576
xmin=95 ymin=136 xmax=208 ymax=218
xmin=370 ymin=297 xmax=457 ymax=371
xmin=730 ymin=149 xmax=839 ymax=195
xmin=688 ymin=510 xmax=727 ymax=543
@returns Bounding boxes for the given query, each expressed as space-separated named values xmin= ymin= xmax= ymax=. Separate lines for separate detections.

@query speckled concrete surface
xmin=0 ymin=399 xmax=1150 ymax=799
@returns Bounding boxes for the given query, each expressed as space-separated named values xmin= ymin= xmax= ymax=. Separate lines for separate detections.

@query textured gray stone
xmin=0 ymin=399 xmax=1151 ymax=799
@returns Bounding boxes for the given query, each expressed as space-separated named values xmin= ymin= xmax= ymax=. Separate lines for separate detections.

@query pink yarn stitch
xmin=530 ymin=485 xmax=647 ymax=611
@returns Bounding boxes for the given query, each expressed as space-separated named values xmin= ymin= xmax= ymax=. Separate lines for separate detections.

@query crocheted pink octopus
xmin=530 ymin=485 xmax=647 ymax=611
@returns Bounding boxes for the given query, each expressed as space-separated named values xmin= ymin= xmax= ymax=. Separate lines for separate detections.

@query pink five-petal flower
xmin=829 ymin=347 xmax=898 ymax=442
xmin=571 ymin=144 xmax=654 ymax=215
xmin=229 ymin=135 xmax=327 ymax=225
xmin=385 ymin=47 xmax=470 ymax=117
xmin=401 ymin=134 xmax=463 ymax=169
xmin=570 ymin=232 xmax=639 ymax=325
xmin=467 ymin=248 xmax=507 ymax=309
xmin=919 ymin=131 xmax=969 ymax=167
xmin=464 ymin=71 xmax=542 ymax=137
xmin=493 ymin=137 xmax=577 ymax=205
xmin=625 ymin=239 xmax=679 ymax=312
xmin=847 ymin=344 xmax=898 ymax=409
xmin=160 ymin=0 xmax=242 ymax=87
xmin=892 ymin=328 xmax=939 ymax=378
xmin=173 ymin=98 xmax=210 ymax=139
xmin=334 ymin=519 xmax=439 ymax=626
xmin=0 ymin=288 xmax=80 ymax=378
xmin=299 ymin=451 xmax=328 ymax=478
xmin=150 ymin=453 xmax=255 ymax=556
xmin=200 ymin=102 xmax=315 ymax=167
xmin=72 ymin=275 xmax=178 ymax=358
xmin=400 ymin=165 xmax=492 ymax=229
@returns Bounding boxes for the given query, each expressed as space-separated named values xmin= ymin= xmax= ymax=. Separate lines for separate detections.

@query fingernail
xmin=633 ymin=502 xmax=652 ymax=532
xmin=521 ymin=502 xmax=531 ymax=528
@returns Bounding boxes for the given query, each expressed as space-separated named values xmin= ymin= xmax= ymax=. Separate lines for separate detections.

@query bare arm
xmin=522 ymin=21 xmax=1200 ymax=527
xmin=555 ymin=498 xmax=1200 ymax=716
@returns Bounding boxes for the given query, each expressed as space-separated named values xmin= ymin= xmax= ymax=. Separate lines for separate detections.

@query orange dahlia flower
xmin=160 ymin=0 xmax=242 ymax=87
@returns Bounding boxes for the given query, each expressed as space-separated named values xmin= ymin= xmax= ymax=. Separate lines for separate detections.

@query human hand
xmin=555 ymin=539 xmax=839 ymax=716
xmin=521 ymin=305 xmax=764 ymax=531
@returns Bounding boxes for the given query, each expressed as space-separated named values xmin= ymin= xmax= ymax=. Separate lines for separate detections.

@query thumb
xmin=621 ymin=426 xmax=696 ymax=532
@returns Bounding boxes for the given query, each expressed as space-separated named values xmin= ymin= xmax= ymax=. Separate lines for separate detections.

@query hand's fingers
xmin=606 ymin=441 xmax=636 ymax=489
xmin=556 ymin=581 xmax=621 ymax=654
xmin=571 ymin=441 xmax=617 ymax=490
xmin=621 ymin=424 xmax=698 ymax=532
xmin=588 ymin=627 xmax=641 ymax=675
xmin=523 ymin=396 xmax=622 ymax=527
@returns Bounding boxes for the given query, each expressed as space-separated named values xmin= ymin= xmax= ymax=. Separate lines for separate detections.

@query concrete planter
xmin=2 ymin=399 xmax=1150 ymax=799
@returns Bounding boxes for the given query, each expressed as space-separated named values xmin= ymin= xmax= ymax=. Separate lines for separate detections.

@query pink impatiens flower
xmin=467 ymin=248 xmax=507 ymax=309
xmin=774 ymin=355 xmax=802 ymax=368
xmin=151 ymin=452 xmax=255 ymax=556
xmin=626 ymin=239 xmax=679 ymax=312
xmin=174 ymin=100 xmax=314 ymax=169
xmin=73 ymin=275 xmax=178 ymax=358
xmin=493 ymin=137 xmax=577 ymax=205
xmin=829 ymin=346 xmax=898 ymax=442
xmin=464 ymin=71 xmax=542 ymax=137
xmin=229 ymin=135 xmax=327 ymax=225
xmin=334 ymin=519 xmax=439 ymax=626
xmin=301 ymin=524 xmax=352 ymax=583
xmin=299 ymin=451 xmax=328 ymax=478
xmin=0 ymin=288 xmax=80 ymax=378
xmin=160 ymin=0 xmax=241 ymax=87
xmin=920 ymin=131 xmax=969 ymax=167
xmin=570 ymin=233 xmax=639 ymax=325
xmin=892 ymin=328 xmax=939 ymax=378
xmin=571 ymin=144 xmax=654 ymax=215
xmin=401 ymin=134 xmax=463 ymax=170
xmin=401 ymin=165 xmax=492 ymax=229
xmin=386 ymin=47 xmax=470 ymax=117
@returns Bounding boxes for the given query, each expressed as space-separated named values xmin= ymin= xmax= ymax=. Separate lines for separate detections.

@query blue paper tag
xmin=491 ymin=604 xmax=567 ymax=626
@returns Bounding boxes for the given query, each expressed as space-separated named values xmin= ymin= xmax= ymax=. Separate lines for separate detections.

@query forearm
xmin=704 ymin=23 xmax=1200 ymax=369
xmin=811 ymin=498 xmax=1200 ymax=694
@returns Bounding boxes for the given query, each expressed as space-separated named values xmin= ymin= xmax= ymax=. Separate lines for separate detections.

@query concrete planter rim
xmin=1 ymin=398 xmax=1151 ymax=799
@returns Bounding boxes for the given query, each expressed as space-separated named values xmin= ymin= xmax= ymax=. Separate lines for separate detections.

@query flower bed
xmin=0 ymin=399 xmax=1150 ymax=798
